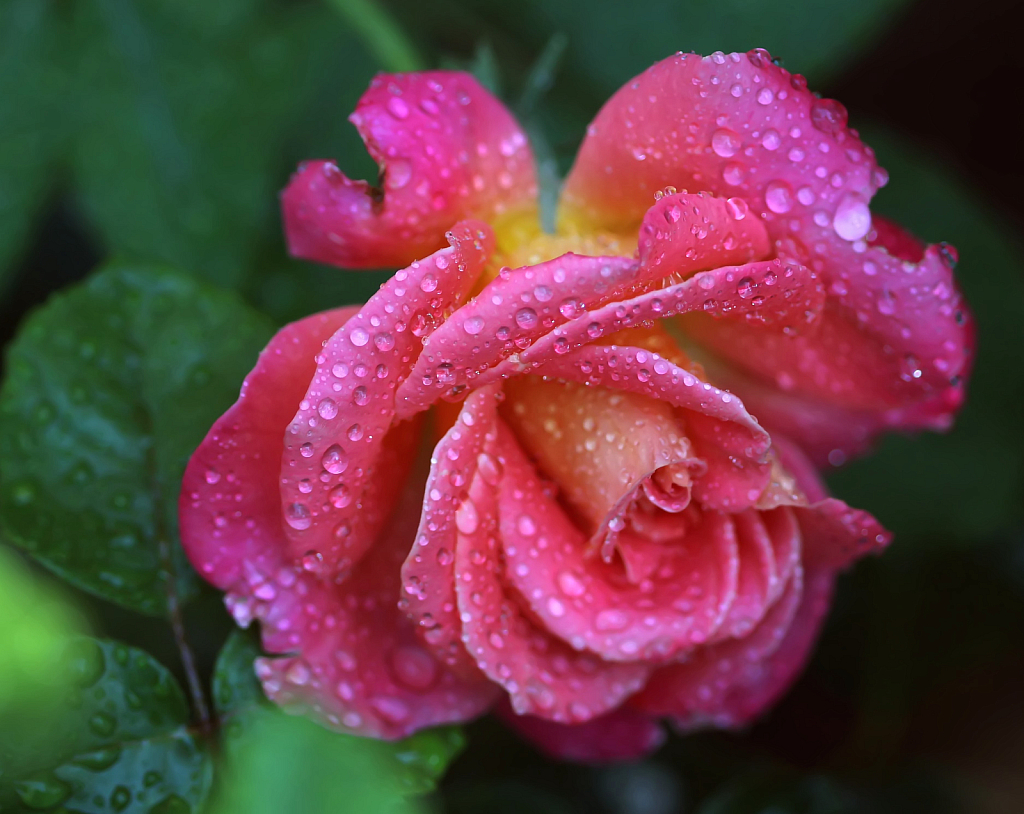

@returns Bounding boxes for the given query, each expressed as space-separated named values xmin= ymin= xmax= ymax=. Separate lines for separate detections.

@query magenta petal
xmin=255 ymin=475 xmax=499 ymax=739
xmin=630 ymin=562 xmax=807 ymax=730
xmin=180 ymin=307 xmax=359 ymax=592
xmin=561 ymin=50 xmax=971 ymax=444
xmin=278 ymin=223 xmax=493 ymax=577
xmin=282 ymin=72 xmax=536 ymax=269
xmin=456 ymin=425 xmax=650 ymax=722
xmin=637 ymin=191 xmax=771 ymax=279
xmin=497 ymin=429 xmax=739 ymax=663
xmin=395 ymin=254 xmax=639 ymax=418
xmin=401 ymin=386 xmax=501 ymax=672
xmin=532 ymin=344 xmax=772 ymax=512
xmin=498 ymin=699 xmax=665 ymax=763
xmin=513 ymin=258 xmax=824 ymax=371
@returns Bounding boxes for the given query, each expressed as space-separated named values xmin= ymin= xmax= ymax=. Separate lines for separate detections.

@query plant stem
xmin=327 ymin=0 xmax=425 ymax=72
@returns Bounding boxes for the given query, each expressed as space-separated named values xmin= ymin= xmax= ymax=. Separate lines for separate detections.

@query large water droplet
xmin=833 ymin=193 xmax=872 ymax=241
xmin=322 ymin=444 xmax=348 ymax=474
xmin=711 ymin=128 xmax=741 ymax=158
xmin=317 ymin=398 xmax=337 ymax=420
xmin=285 ymin=503 xmax=312 ymax=530
xmin=515 ymin=307 xmax=538 ymax=329
xmin=765 ymin=180 xmax=794 ymax=214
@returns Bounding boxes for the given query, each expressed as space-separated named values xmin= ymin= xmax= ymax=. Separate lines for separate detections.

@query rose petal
xmin=630 ymin=561 xmax=807 ymax=730
xmin=497 ymin=427 xmax=739 ymax=664
xmin=455 ymin=425 xmax=650 ymax=722
xmin=180 ymin=307 xmax=358 ymax=592
xmin=395 ymin=254 xmax=639 ymax=418
xmin=401 ymin=386 xmax=501 ymax=672
xmin=283 ymin=72 xmax=536 ymax=269
xmin=561 ymin=50 xmax=971 ymax=444
xmin=497 ymin=699 xmax=665 ymax=763
xmin=279 ymin=222 xmax=493 ymax=577
xmin=255 ymin=471 xmax=499 ymax=739
xmin=532 ymin=344 xmax=772 ymax=512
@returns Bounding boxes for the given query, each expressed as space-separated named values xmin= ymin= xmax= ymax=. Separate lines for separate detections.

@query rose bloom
xmin=181 ymin=50 xmax=971 ymax=761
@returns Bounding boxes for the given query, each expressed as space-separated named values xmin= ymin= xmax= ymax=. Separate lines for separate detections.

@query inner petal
xmin=501 ymin=374 xmax=697 ymax=535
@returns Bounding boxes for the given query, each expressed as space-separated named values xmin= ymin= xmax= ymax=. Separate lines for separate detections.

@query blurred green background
xmin=1 ymin=0 xmax=1022 ymax=812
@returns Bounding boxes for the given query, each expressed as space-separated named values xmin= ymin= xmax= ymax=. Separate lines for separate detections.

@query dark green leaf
xmin=68 ymin=0 xmax=372 ymax=291
xmin=0 ymin=0 xmax=67 ymax=294
xmin=0 ymin=262 xmax=275 ymax=614
xmin=0 ymin=637 xmax=212 ymax=814
xmin=827 ymin=126 xmax=1024 ymax=546
xmin=213 ymin=630 xmax=465 ymax=794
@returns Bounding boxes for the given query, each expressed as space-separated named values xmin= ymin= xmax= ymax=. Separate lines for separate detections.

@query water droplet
xmin=322 ymin=444 xmax=348 ymax=474
xmin=67 ymin=638 xmax=106 ymax=687
xmin=833 ymin=193 xmax=871 ymax=241
xmin=725 ymin=197 xmax=748 ymax=220
xmin=765 ymin=180 xmax=793 ymax=214
xmin=595 ymin=609 xmax=630 ymax=631
xmin=352 ymin=386 xmax=369 ymax=406
xmin=515 ymin=307 xmax=538 ymax=330
xmin=559 ymin=298 xmax=581 ymax=319
xmin=461 ymin=315 xmax=485 ymax=336
xmin=420 ymin=273 xmax=438 ymax=293
xmin=317 ymin=398 xmax=338 ymax=420
xmin=14 ymin=775 xmax=72 ymax=809
xmin=374 ymin=332 xmax=395 ymax=352
xmin=517 ymin=515 xmax=537 ymax=536
xmin=761 ymin=129 xmax=781 ymax=151
xmin=329 ymin=484 xmax=351 ymax=508
xmin=547 ymin=597 xmax=566 ymax=617
xmin=347 ymin=423 xmax=363 ymax=441
xmin=349 ymin=326 xmax=369 ymax=347
xmin=148 ymin=794 xmax=193 ymax=814
xmin=111 ymin=785 xmax=132 ymax=812
xmin=302 ymin=551 xmax=323 ymax=572
xmin=88 ymin=711 xmax=117 ymax=737
xmin=756 ymin=87 xmax=774 ymax=105
xmin=285 ymin=503 xmax=312 ymax=530
xmin=810 ymin=98 xmax=848 ymax=135
xmin=737 ymin=277 xmax=755 ymax=299
xmin=711 ymin=128 xmax=741 ymax=158
xmin=455 ymin=499 xmax=479 ymax=534
xmin=204 ymin=468 xmax=220 ymax=485
xmin=387 ymin=96 xmax=410 ymax=119
xmin=72 ymin=745 xmax=122 ymax=771
xmin=557 ymin=571 xmax=586 ymax=597
xmin=436 ymin=547 xmax=453 ymax=566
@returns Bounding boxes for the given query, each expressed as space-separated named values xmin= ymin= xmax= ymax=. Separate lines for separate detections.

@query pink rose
xmin=181 ymin=52 xmax=970 ymax=762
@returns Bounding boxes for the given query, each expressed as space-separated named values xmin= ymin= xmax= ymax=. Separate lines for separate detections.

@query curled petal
xmin=401 ymin=386 xmax=501 ymax=672
xmin=283 ymin=72 xmax=536 ymax=269
xmin=561 ymin=50 xmax=971 ymax=440
xmin=497 ymin=429 xmax=739 ymax=664
xmin=497 ymin=700 xmax=665 ymax=763
xmin=396 ymin=254 xmax=639 ymax=417
xmin=456 ymin=425 xmax=650 ymax=722
xmin=279 ymin=223 xmax=493 ymax=577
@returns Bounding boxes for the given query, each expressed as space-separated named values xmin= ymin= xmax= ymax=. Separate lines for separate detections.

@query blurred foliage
xmin=214 ymin=630 xmax=466 ymax=796
xmin=1 ymin=0 xmax=1023 ymax=812
xmin=0 ymin=263 xmax=274 ymax=614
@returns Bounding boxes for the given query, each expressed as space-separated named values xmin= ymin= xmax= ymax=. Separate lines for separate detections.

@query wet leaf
xmin=0 ymin=263 xmax=274 ymax=614
xmin=0 ymin=638 xmax=212 ymax=814
xmin=213 ymin=630 xmax=465 ymax=794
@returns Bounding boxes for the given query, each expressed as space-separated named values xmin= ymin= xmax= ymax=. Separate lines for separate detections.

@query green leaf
xmin=827 ymin=126 xmax=1024 ymax=546
xmin=0 ymin=637 xmax=212 ymax=814
xmin=0 ymin=262 xmax=275 ymax=614
xmin=67 ymin=0 xmax=373 ymax=291
xmin=0 ymin=0 xmax=67 ymax=294
xmin=213 ymin=630 xmax=465 ymax=795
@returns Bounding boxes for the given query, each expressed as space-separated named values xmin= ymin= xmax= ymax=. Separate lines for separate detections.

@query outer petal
xmin=180 ymin=307 xmax=358 ymax=591
xmin=279 ymin=222 xmax=492 ymax=577
xmin=179 ymin=308 xmax=495 ymax=739
xmin=283 ymin=72 xmax=536 ymax=269
xmin=255 ymin=473 xmax=499 ymax=739
xmin=561 ymin=50 xmax=970 ymax=444
xmin=497 ymin=700 xmax=665 ymax=763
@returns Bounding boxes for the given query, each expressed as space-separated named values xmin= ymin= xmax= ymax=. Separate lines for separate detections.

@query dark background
xmin=1 ymin=0 xmax=1022 ymax=812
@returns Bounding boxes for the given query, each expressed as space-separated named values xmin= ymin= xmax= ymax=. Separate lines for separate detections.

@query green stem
xmin=327 ymin=0 xmax=424 ymax=72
